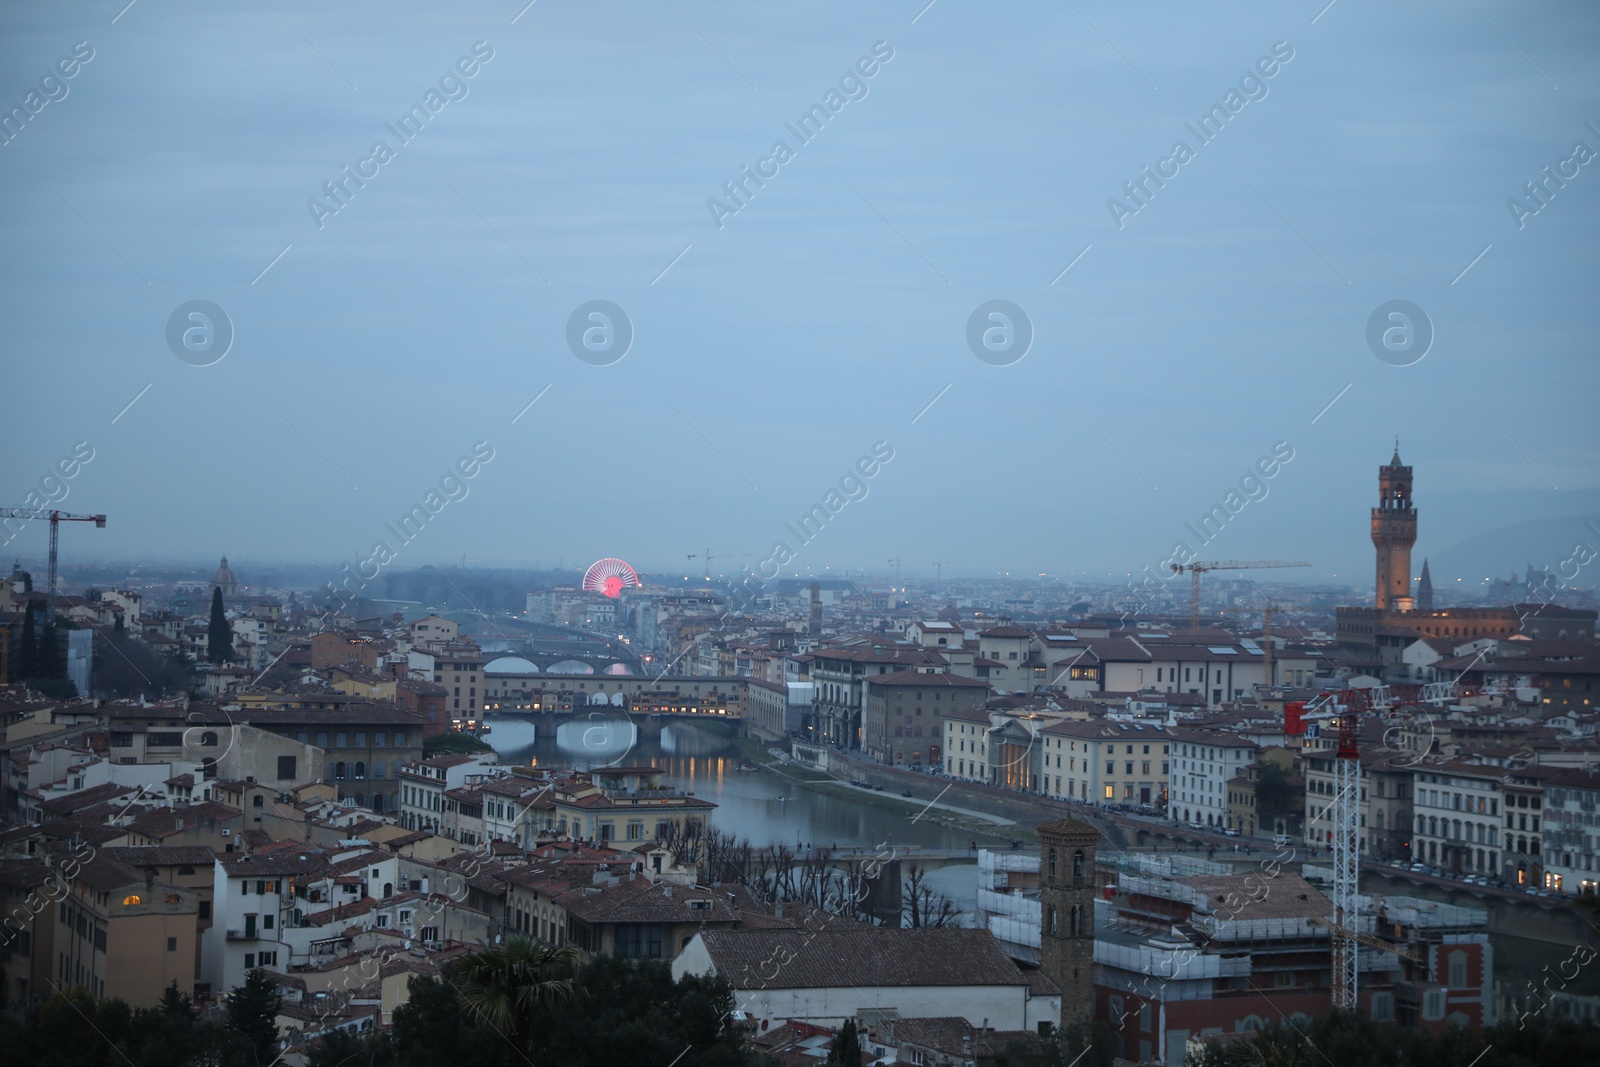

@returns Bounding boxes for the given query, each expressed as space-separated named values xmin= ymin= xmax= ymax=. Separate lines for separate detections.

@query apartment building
xmin=1303 ymin=752 xmax=1416 ymax=860
xmin=1038 ymin=720 xmax=1171 ymax=807
xmin=862 ymin=670 xmax=990 ymax=766
xmin=1165 ymin=727 xmax=1257 ymax=830
xmin=1540 ymin=765 xmax=1600 ymax=895
xmin=1411 ymin=761 xmax=1504 ymax=877
xmin=54 ymin=854 xmax=200 ymax=1007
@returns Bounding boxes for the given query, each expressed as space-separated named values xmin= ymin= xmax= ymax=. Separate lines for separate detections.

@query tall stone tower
xmin=1371 ymin=442 xmax=1417 ymax=612
xmin=1037 ymin=816 xmax=1098 ymax=1024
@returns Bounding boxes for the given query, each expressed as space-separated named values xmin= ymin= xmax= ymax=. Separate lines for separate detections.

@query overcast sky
xmin=4 ymin=1 xmax=1597 ymax=587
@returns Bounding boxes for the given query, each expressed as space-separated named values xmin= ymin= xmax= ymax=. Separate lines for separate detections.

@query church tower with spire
xmin=1371 ymin=441 xmax=1417 ymax=612
xmin=1416 ymin=558 xmax=1434 ymax=611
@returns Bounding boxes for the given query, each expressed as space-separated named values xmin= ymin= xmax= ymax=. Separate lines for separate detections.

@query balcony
xmin=225 ymin=929 xmax=259 ymax=941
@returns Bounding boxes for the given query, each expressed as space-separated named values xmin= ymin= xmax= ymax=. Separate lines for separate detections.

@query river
xmin=484 ymin=715 xmax=1600 ymax=1016
xmin=485 ymin=713 xmax=989 ymax=909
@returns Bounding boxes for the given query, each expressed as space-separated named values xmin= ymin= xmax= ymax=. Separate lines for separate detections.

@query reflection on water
xmin=485 ymin=714 xmax=1010 ymax=858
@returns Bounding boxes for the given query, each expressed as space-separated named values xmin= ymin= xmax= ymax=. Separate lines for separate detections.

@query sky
xmin=3 ymin=1 xmax=1598 ymax=588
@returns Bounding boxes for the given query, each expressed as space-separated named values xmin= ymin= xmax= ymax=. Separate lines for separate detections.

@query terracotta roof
xmin=558 ymin=876 xmax=740 ymax=925
xmin=99 ymin=846 xmax=217 ymax=868
xmin=126 ymin=802 xmax=242 ymax=839
xmin=889 ymin=1017 xmax=1043 ymax=1058
xmin=696 ymin=928 xmax=1028 ymax=990
xmin=868 ymin=670 xmax=991 ymax=689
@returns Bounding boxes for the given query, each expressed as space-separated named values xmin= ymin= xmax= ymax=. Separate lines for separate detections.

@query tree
xmin=18 ymin=602 xmax=37 ymax=680
xmin=208 ymin=587 xmax=234 ymax=664
xmin=225 ymin=968 xmax=281 ymax=1065
xmin=92 ymin=631 xmax=193 ymax=699
xmin=1255 ymin=760 xmax=1296 ymax=816
xmin=453 ymin=938 xmax=578 ymax=1067
xmin=902 ymin=863 xmax=960 ymax=929
xmin=38 ymin=622 xmax=63 ymax=679
xmin=824 ymin=1018 xmax=862 ymax=1067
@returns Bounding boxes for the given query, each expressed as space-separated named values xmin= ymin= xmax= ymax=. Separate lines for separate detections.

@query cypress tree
xmin=225 ymin=968 xmax=281 ymax=1064
xmin=207 ymin=587 xmax=234 ymax=664
xmin=826 ymin=1018 xmax=863 ymax=1067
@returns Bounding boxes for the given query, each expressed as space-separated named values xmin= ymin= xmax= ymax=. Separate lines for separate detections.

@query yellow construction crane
xmin=1221 ymin=596 xmax=1311 ymax=689
xmin=1169 ymin=560 xmax=1310 ymax=630
xmin=1307 ymin=915 xmax=1425 ymax=964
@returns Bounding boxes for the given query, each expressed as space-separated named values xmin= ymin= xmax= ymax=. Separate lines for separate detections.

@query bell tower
xmin=1371 ymin=441 xmax=1417 ymax=612
xmin=1038 ymin=816 xmax=1098 ymax=1024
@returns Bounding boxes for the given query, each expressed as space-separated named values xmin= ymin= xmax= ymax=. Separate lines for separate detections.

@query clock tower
xmin=1371 ymin=441 xmax=1417 ymax=612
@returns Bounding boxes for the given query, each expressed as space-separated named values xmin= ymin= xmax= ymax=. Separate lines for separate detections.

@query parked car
xmin=1223 ymin=828 xmax=1241 ymax=837
xmin=1409 ymin=863 xmax=1429 ymax=873
xmin=1273 ymin=834 xmax=1293 ymax=848
xmin=1188 ymin=821 xmax=1206 ymax=830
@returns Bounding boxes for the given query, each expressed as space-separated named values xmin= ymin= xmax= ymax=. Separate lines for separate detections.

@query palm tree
xmin=453 ymin=937 xmax=579 ymax=1066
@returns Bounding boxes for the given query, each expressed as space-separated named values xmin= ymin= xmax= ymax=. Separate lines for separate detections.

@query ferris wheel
xmin=582 ymin=557 xmax=640 ymax=598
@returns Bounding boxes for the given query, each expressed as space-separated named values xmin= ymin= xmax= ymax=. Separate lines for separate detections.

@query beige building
xmin=55 ymin=854 xmax=201 ymax=1007
xmin=1038 ymin=720 xmax=1172 ymax=807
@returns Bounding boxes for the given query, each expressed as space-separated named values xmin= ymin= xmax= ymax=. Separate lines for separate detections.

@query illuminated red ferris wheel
xmin=582 ymin=558 xmax=640 ymax=599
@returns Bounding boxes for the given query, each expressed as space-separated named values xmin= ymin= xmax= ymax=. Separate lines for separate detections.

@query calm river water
xmin=486 ymin=714 xmax=988 ymax=908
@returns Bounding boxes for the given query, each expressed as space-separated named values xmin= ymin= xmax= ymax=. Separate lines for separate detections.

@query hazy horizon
xmin=5 ymin=1 xmax=1597 ymax=592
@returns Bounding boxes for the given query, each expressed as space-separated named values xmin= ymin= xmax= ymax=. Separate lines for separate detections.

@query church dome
xmin=212 ymin=556 xmax=238 ymax=594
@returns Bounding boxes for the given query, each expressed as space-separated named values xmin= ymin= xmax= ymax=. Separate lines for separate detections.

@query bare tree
xmin=902 ymin=863 xmax=960 ymax=928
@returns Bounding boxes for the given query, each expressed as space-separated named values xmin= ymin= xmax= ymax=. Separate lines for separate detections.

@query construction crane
xmin=1302 ymin=682 xmax=1462 ymax=1009
xmin=930 ymin=560 xmax=965 ymax=587
xmin=1168 ymin=560 xmax=1310 ymax=630
xmin=1221 ymin=596 xmax=1310 ymax=689
xmin=886 ymin=556 xmax=917 ymax=585
xmin=0 ymin=509 xmax=106 ymax=621
xmin=1306 ymin=915 xmax=1425 ymax=964
xmin=688 ymin=548 xmax=749 ymax=580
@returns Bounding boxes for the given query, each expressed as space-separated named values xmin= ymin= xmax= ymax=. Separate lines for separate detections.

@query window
xmin=336 ymin=732 xmax=348 ymax=748
xmin=277 ymin=756 xmax=297 ymax=780
xmin=355 ymin=732 xmax=367 ymax=747
xmin=375 ymin=732 xmax=386 ymax=747
xmin=167 ymin=937 xmax=178 ymax=952
xmin=121 ymin=894 xmax=141 ymax=906
xmin=1422 ymin=989 xmax=1445 ymax=1021
xmin=259 ymin=951 xmax=277 ymax=966
xmin=316 ymin=732 xmax=328 ymax=748
xmin=245 ymin=953 xmax=254 ymax=969
xmin=1448 ymin=951 xmax=1468 ymax=988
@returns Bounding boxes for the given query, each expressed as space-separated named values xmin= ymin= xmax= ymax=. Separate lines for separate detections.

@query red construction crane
xmin=0 ymin=509 xmax=106 ymax=621
xmin=1301 ymin=682 xmax=1463 ymax=1010
xmin=1168 ymin=559 xmax=1310 ymax=629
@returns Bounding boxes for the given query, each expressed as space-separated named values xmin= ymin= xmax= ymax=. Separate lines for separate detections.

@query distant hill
xmin=1426 ymin=510 xmax=1600 ymax=590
